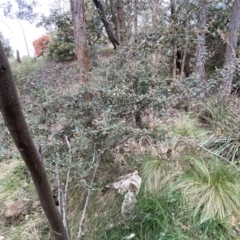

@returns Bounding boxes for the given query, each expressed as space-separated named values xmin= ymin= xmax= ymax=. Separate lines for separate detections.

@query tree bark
xmin=134 ymin=0 xmax=138 ymax=35
xmin=117 ymin=0 xmax=127 ymax=42
xmin=0 ymin=40 xmax=68 ymax=240
xmin=110 ymin=0 xmax=119 ymax=41
xmin=180 ymin=3 xmax=189 ymax=79
xmin=151 ymin=0 xmax=159 ymax=27
xmin=195 ymin=0 xmax=207 ymax=83
xmin=221 ymin=0 xmax=240 ymax=97
xmin=171 ymin=0 xmax=177 ymax=78
xmin=92 ymin=0 xmax=120 ymax=49
xmin=70 ymin=0 xmax=90 ymax=82
xmin=180 ymin=31 xmax=189 ymax=79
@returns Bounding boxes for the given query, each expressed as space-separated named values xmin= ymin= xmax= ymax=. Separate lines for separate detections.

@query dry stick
xmin=185 ymin=137 xmax=240 ymax=172
xmin=62 ymin=135 xmax=72 ymax=240
xmin=77 ymin=150 xmax=100 ymax=240
xmin=180 ymin=26 xmax=189 ymax=80
xmin=55 ymin=154 xmax=62 ymax=216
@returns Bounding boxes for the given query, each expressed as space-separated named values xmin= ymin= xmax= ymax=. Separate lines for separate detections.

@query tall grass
xmin=173 ymin=116 xmax=205 ymax=138
xmin=196 ymin=97 xmax=240 ymax=163
xmin=175 ymin=157 xmax=240 ymax=222
xmin=141 ymin=155 xmax=176 ymax=194
xmin=99 ymin=189 xmax=237 ymax=239
xmin=197 ymin=97 xmax=239 ymax=133
xmin=103 ymin=191 xmax=191 ymax=240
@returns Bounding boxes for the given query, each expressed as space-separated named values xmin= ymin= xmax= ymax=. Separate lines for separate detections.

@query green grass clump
xmin=196 ymin=97 xmax=240 ymax=161
xmin=103 ymin=190 xmax=237 ymax=239
xmin=197 ymin=97 xmax=240 ymax=134
xmin=104 ymin=191 xmax=190 ymax=240
xmin=201 ymin=135 xmax=240 ymax=163
xmin=175 ymin=157 xmax=240 ymax=222
xmin=173 ymin=116 xmax=205 ymax=138
xmin=141 ymin=155 xmax=176 ymax=194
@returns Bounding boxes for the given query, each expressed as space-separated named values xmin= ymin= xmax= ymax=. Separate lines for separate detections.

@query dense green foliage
xmin=0 ymin=31 xmax=13 ymax=57
xmin=2 ymin=0 xmax=240 ymax=239
xmin=37 ymin=10 xmax=75 ymax=61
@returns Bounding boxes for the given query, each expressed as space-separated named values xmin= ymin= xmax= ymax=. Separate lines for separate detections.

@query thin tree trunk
xmin=180 ymin=44 xmax=188 ymax=79
xmin=134 ymin=0 xmax=138 ymax=35
xmin=180 ymin=18 xmax=189 ymax=79
xmin=0 ymin=40 xmax=68 ymax=240
xmin=221 ymin=0 xmax=240 ymax=97
xmin=152 ymin=0 xmax=159 ymax=27
xmin=172 ymin=42 xmax=177 ymax=78
xmin=110 ymin=0 xmax=119 ymax=41
xmin=70 ymin=0 xmax=90 ymax=82
xmin=171 ymin=0 xmax=177 ymax=78
xmin=135 ymin=111 xmax=143 ymax=129
xmin=125 ymin=0 xmax=132 ymax=38
xmin=92 ymin=0 xmax=120 ymax=49
xmin=195 ymin=0 xmax=207 ymax=83
xmin=117 ymin=0 xmax=127 ymax=42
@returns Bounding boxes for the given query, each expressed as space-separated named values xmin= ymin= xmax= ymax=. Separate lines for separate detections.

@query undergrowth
xmin=1 ymin=49 xmax=240 ymax=240
xmin=9 ymin=56 xmax=47 ymax=84
xmin=91 ymin=189 xmax=237 ymax=240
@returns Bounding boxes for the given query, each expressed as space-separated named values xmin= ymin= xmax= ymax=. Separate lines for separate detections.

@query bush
xmin=32 ymin=35 xmax=50 ymax=57
xmin=37 ymin=10 xmax=75 ymax=61
xmin=0 ymin=31 xmax=13 ymax=57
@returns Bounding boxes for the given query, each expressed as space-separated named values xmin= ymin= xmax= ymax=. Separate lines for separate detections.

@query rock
xmin=2 ymin=200 xmax=32 ymax=226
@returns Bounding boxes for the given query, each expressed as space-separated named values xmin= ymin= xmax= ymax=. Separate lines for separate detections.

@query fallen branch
xmin=62 ymin=136 xmax=72 ymax=240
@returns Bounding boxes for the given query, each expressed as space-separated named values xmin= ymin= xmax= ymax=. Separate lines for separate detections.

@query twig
xmin=77 ymin=135 xmax=131 ymax=239
xmin=109 ymin=135 xmax=132 ymax=150
xmin=55 ymin=154 xmax=62 ymax=216
xmin=77 ymin=149 xmax=101 ymax=240
xmin=62 ymin=135 xmax=72 ymax=240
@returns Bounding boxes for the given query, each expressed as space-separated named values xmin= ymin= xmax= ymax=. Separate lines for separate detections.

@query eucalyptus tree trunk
xmin=92 ymin=0 xmax=120 ymax=49
xmin=110 ymin=0 xmax=119 ymax=41
xmin=180 ymin=0 xmax=189 ymax=79
xmin=180 ymin=27 xmax=189 ymax=79
xmin=70 ymin=0 xmax=90 ymax=82
xmin=171 ymin=0 xmax=177 ymax=78
xmin=117 ymin=0 xmax=127 ymax=42
xmin=125 ymin=0 xmax=132 ymax=37
xmin=134 ymin=0 xmax=138 ymax=35
xmin=151 ymin=0 xmax=159 ymax=27
xmin=195 ymin=0 xmax=207 ymax=83
xmin=0 ymin=41 xmax=68 ymax=240
xmin=221 ymin=0 xmax=240 ymax=98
